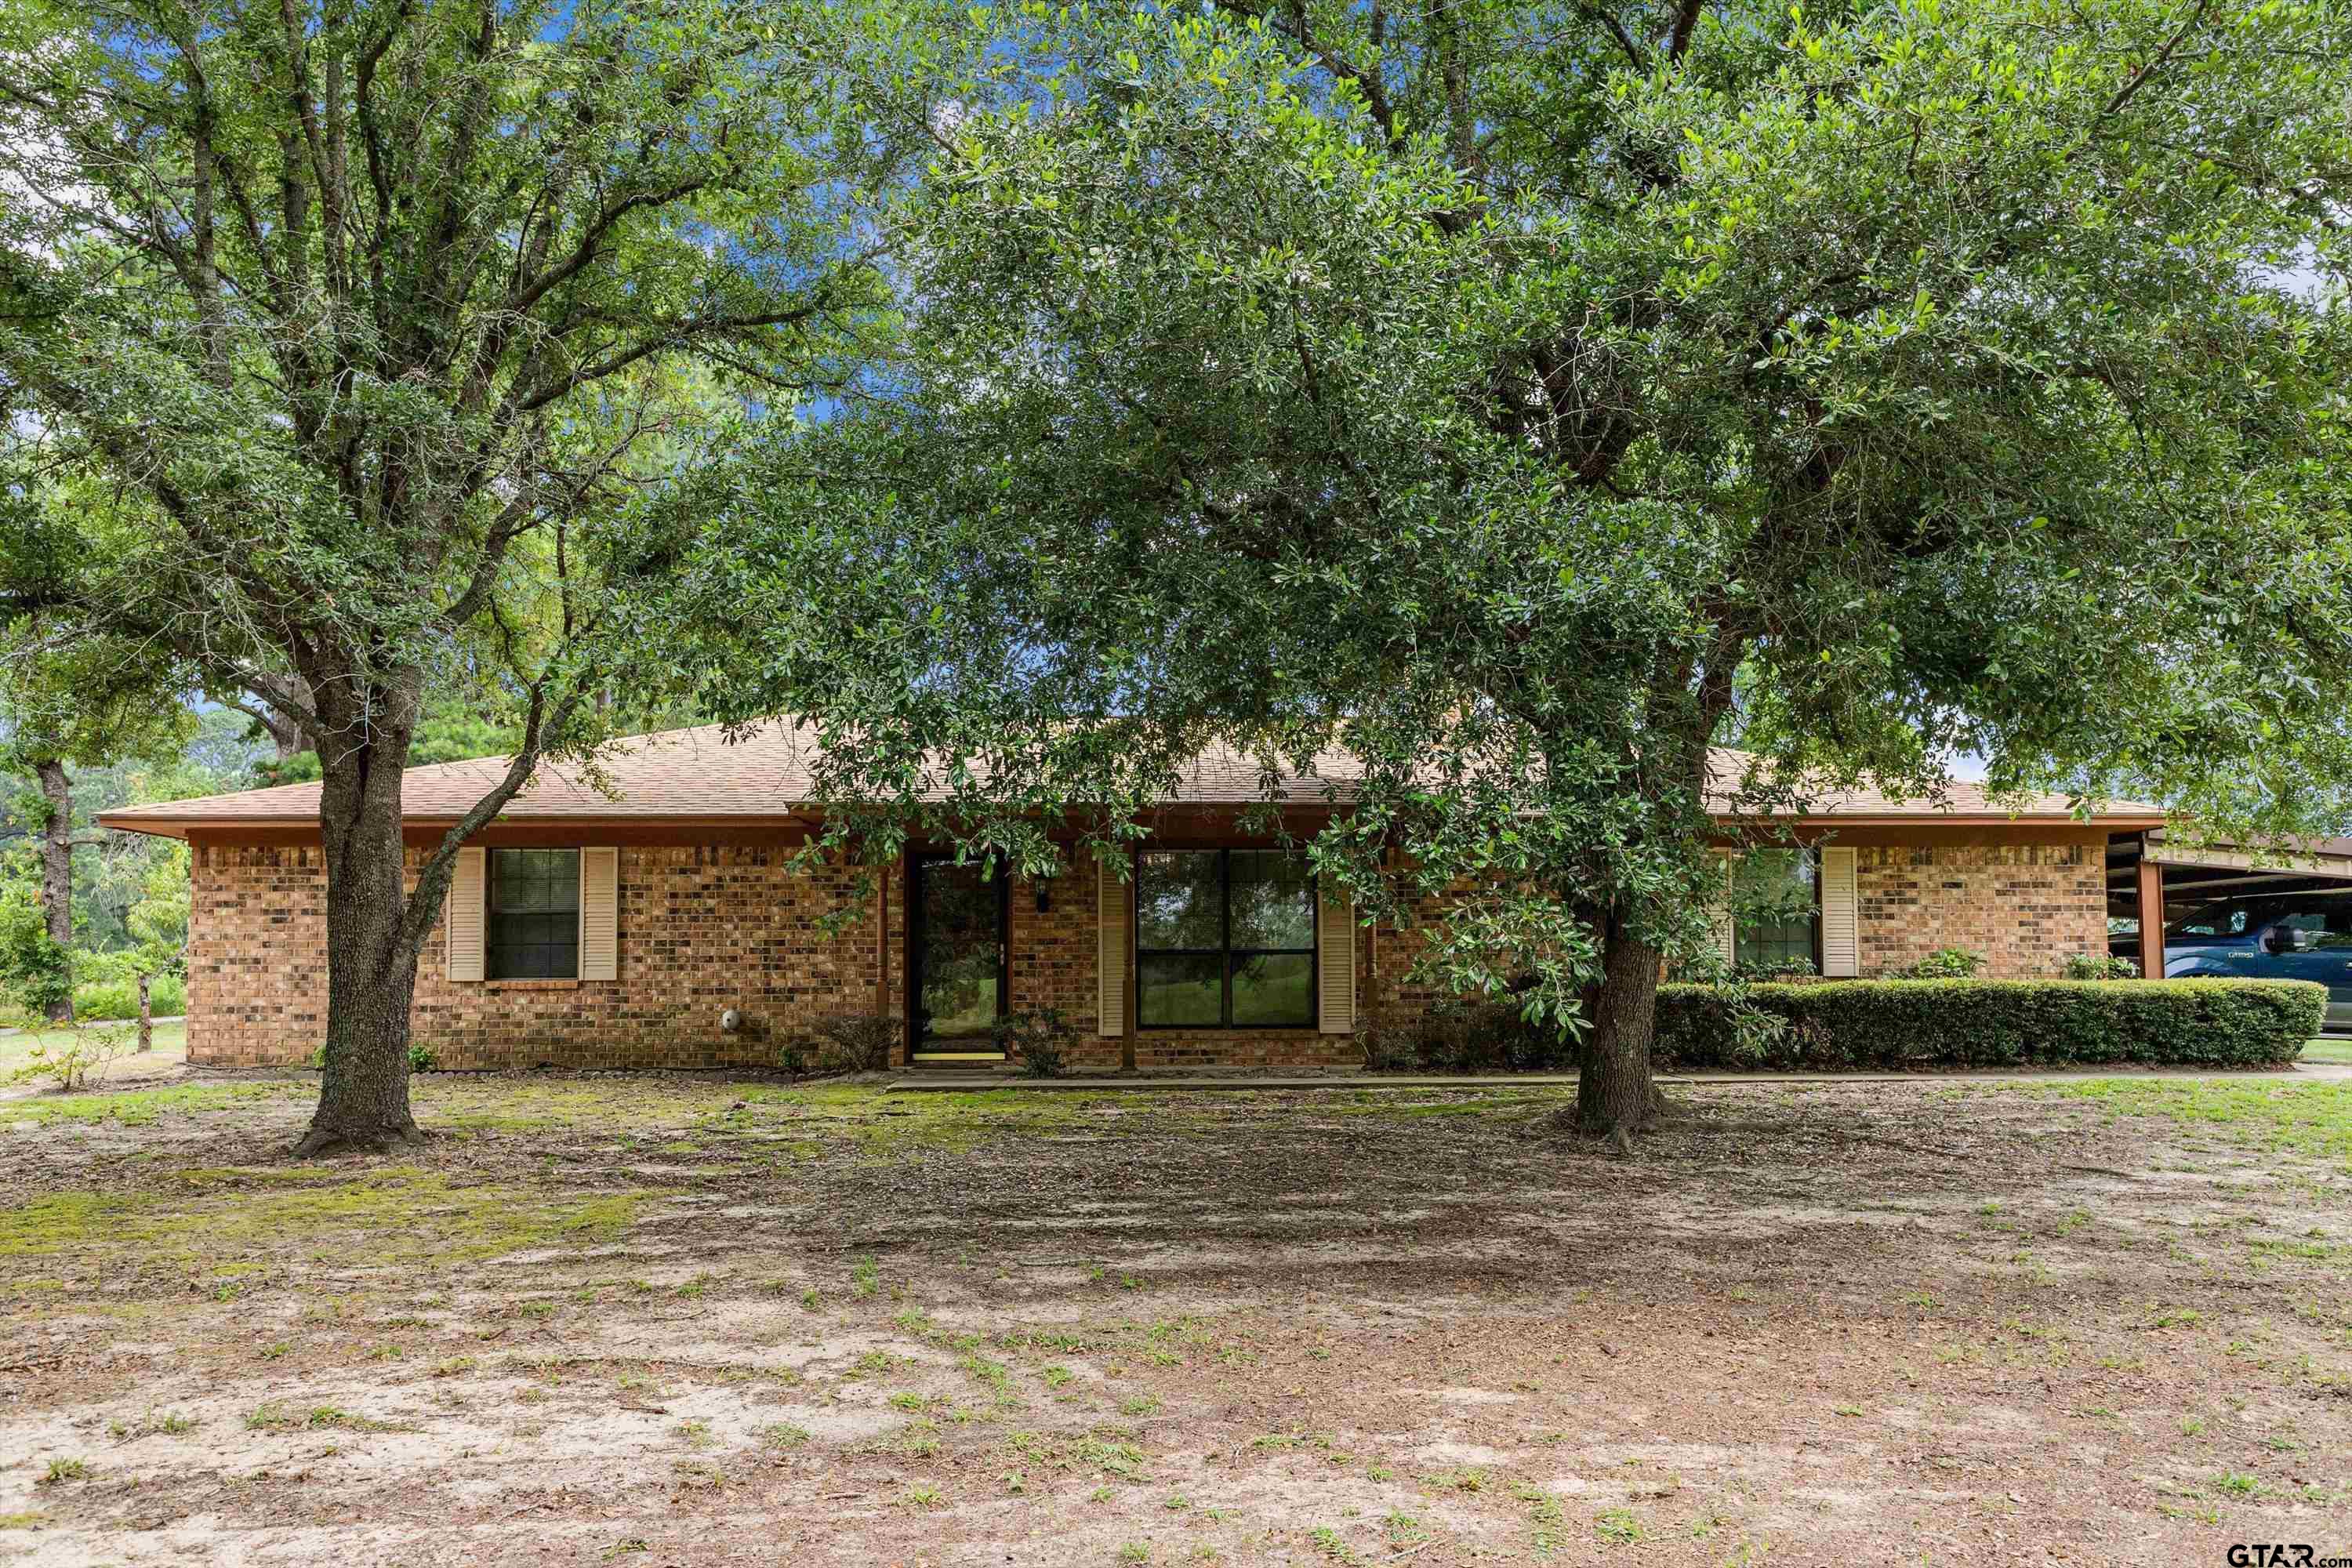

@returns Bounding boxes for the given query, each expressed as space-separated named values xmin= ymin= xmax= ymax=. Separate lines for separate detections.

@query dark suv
xmin=2158 ymin=887 xmax=2352 ymax=1031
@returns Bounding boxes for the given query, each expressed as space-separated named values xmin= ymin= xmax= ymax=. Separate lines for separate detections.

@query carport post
xmin=2137 ymin=853 xmax=2165 ymax=980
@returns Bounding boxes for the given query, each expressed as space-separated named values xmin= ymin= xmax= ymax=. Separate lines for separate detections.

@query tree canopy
xmin=681 ymin=0 xmax=2352 ymax=1133
xmin=0 ymin=0 xmax=948 ymax=1147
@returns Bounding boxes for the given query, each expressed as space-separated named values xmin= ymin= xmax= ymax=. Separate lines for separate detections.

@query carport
xmin=2107 ymin=829 xmax=2352 ymax=1029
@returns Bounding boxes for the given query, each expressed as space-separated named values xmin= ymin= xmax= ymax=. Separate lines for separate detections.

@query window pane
xmin=1138 ymin=953 xmax=1222 ymax=1026
xmin=1137 ymin=852 xmax=1222 ymax=949
xmin=2261 ymin=890 xmax=2352 ymax=946
xmin=493 ymin=848 xmax=580 ymax=913
xmin=1733 ymin=849 xmax=1815 ymax=970
xmin=489 ymin=849 xmax=579 ymax=978
xmin=1231 ymin=952 xmax=1313 ymax=1025
xmin=1229 ymin=851 xmax=1314 ymax=949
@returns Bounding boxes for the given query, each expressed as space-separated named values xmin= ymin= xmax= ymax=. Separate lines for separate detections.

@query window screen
xmin=488 ymin=848 xmax=580 ymax=979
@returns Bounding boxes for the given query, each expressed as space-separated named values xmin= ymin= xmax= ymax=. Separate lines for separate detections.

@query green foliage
xmin=1357 ymin=1027 xmax=1422 ymax=1074
xmin=1733 ymin=955 xmax=1819 ymax=982
xmin=304 ymin=1040 xmax=430 ymax=1072
xmin=9 ymin=1025 xmax=132 ymax=1092
xmin=811 ymin=1014 xmax=898 ymax=1075
xmin=1655 ymin=980 xmax=2324 ymax=1071
xmin=994 ymin=1007 xmax=1073 ymax=1078
xmin=0 ymin=883 xmax=72 ymax=1021
xmin=58 ymin=974 xmax=186 ymax=1023
xmin=0 ymin=0 xmax=956 ymax=1118
xmin=1890 ymin=949 xmax=1987 ymax=980
xmin=2063 ymin=952 xmax=2143 ymax=982
xmin=255 ymin=706 xmax=525 ymax=788
xmin=0 ymin=492 xmax=198 ymax=782
xmin=1362 ymin=993 xmax=1578 ymax=1074
xmin=681 ymin=0 xmax=2352 ymax=1092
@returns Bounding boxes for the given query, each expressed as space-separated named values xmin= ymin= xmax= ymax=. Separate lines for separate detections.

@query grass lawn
xmin=2300 ymin=1035 xmax=2352 ymax=1065
xmin=0 ymin=1020 xmax=187 ymax=1086
xmin=2 ymin=1068 xmax=2347 ymax=1564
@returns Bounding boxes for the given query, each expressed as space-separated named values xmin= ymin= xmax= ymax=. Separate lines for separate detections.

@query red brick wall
xmin=189 ymin=841 xmax=906 ymax=1070
xmin=1853 ymin=837 xmax=2108 ymax=978
xmin=183 ymin=830 xmax=2107 ymax=1070
xmin=185 ymin=840 xmax=1363 ymax=1071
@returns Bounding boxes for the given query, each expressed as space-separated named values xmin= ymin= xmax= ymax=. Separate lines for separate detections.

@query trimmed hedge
xmin=1654 ymin=978 xmax=2324 ymax=1072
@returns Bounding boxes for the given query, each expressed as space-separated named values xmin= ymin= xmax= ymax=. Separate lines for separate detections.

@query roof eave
xmin=103 ymin=804 xmax=2169 ymax=841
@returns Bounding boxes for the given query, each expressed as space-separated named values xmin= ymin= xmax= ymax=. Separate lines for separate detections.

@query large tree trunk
xmin=1576 ymin=907 xmax=1668 ymax=1147
xmin=295 ymin=677 xmax=427 ymax=1157
xmin=33 ymin=757 xmax=75 ymax=1025
xmin=259 ymin=677 xmax=313 ymax=762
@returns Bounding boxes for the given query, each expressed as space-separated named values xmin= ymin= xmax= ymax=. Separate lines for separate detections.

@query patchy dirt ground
xmin=2 ymin=1067 xmax=2349 ymax=1566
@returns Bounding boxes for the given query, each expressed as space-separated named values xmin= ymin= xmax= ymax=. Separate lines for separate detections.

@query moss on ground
xmin=1 ymin=1167 xmax=652 ymax=1266
xmin=2031 ymin=1080 xmax=2352 ymax=1171
xmin=0 ymin=1080 xmax=306 ymax=1127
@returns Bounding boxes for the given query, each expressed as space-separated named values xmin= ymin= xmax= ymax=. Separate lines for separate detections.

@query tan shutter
xmin=579 ymin=848 xmax=619 ymax=981
xmin=1317 ymin=884 xmax=1356 ymax=1033
xmin=1820 ymin=845 xmax=1859 ymax=977
xmin=447 ymin=847 xmax=486 ymax=982
xmin=1709 ymin=852 xmax=1737 ymax=970
xmin=1097 ymin=855 xmax=1127 ymax=1036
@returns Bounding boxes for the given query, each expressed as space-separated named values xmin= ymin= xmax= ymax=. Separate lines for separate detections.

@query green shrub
xmin=0 ymin=890 xmax=74 ymax=1022
xmin=811 ymin=1014 xmax=898 ymax=1075
xmin=1654 ymin=978 xmax=2322 ymax=1072
xmin=1357 ymin=1026 xmax=1421 ymax=1073
xmin=1889 ymin=947 xmax=1986 ymax=979
xmin=2062 ymin=952 xmax=2141 ymax=981
xmin=70 ymin=974 xmax=187 ymax=1021
xmin=1733 ymin=954 xmax=1817 ymax=982
xmin=8 ymin=1025 xmax=132 ymax=1091
xmin=304 ymin=1040 xmax=440 ymax=1072
xmin=1365 ymin=994 xmax=1577 ymax=1073
xmin=994 ymin=1007 xmax=1073 ymax=1078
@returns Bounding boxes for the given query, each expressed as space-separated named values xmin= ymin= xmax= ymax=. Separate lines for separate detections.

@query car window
xmin=2268 ymin=889 xmax=2352 ymax=948
xmin=2167 ymin=899 xmax=2248 ymax=938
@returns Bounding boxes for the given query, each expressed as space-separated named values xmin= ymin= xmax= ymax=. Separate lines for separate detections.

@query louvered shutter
xmin=447 ymin=847 xmax=486 ymax=982
xmin=1820 ymin=845 xmax=1859 ymax=977
xmin=1710 ymin=853 xmax=1737 ymax=969
xmin=579 ymin=848 xmax=619 ymax=981
xmin=1097 ymin=855 xmax=1127 ymax=1036
xmin=1317 ymin=884 xmax=1356 ymax=1034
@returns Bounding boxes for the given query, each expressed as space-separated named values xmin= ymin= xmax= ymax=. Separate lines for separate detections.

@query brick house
xmin=100 ymin=722 xmax=2165 ymax=1072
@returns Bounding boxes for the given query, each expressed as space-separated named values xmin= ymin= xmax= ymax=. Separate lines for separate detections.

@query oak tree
xmin=691 ymin=0 xmax=2352 ymax=1136
xmin=0 ymin=0 xmax=929 ymax=1149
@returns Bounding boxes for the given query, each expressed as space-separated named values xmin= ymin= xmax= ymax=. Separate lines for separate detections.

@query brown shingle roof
xmin=97 ymin=720 xmax=2161 ymax=837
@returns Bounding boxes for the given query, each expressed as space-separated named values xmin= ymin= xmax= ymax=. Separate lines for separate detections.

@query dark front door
xmin=910 ymin=856 xmax=1009 ymax=1058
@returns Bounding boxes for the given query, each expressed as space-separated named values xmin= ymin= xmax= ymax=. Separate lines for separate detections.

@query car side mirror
xmin=2263 ymin=927 xmax=2314 ymax=955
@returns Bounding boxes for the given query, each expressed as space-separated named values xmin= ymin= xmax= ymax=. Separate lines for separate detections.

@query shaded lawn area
xmin=2 ymin=1071 xmax=2348 ymax=1566
xmin=2301 ymin=1036 xmax=2352 ymax=1065
xmin=0 ymin=1021 xmax=188 ymax=1087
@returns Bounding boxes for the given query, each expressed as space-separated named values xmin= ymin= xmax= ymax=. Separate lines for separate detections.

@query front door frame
xmin=905 ymin=851 xmax=1012 ymax=1063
